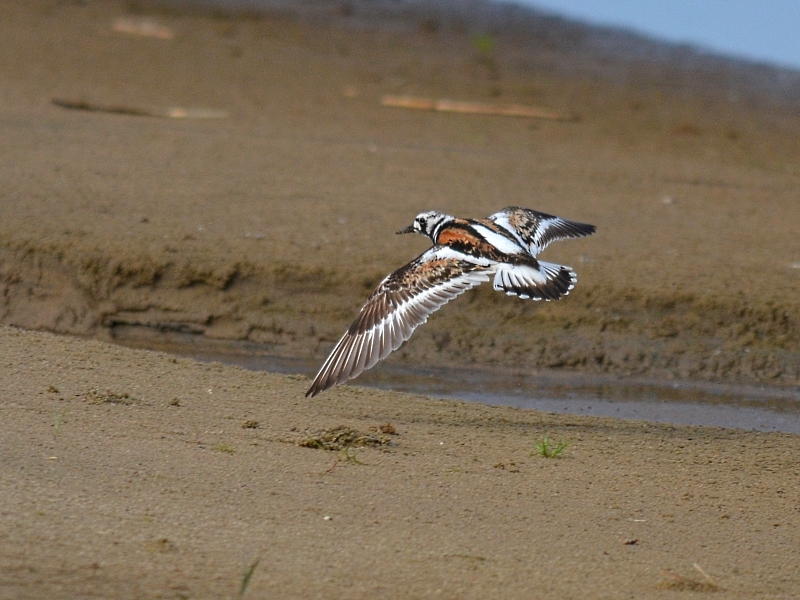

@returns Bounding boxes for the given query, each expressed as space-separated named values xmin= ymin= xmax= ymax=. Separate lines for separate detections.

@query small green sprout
xmin=473 ymin=33 xmax=496 ymax=54
xmin=53 ymin=406 xmax=70 ymax=438
xmin=236 ymin=557 xmax=260 ymax=600
xmin=212 ymin=443 xmax=236 ymax=454
xmin=534 ymin=436 xmax=569 ymax=458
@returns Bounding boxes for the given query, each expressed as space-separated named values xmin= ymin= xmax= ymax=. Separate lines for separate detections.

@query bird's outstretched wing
xmin=306 ymin=248 xmax=492 ymax=397
xmin=487 ymin=206 xmax=595 ymax=256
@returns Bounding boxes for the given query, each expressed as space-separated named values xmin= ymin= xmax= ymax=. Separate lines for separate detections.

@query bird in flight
xmin=306 ymin=206 xmax=595 ymax=397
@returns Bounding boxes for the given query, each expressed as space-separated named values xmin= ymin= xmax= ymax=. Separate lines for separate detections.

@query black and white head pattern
xmin=411 ymin=211 xmax=451 ymax=240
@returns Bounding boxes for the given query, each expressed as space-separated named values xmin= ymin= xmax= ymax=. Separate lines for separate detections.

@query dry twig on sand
xmin=112 ymin=17 xmax=174 ymax=40
xmin=51 ymin=99 xmax=227 ymax=119
xmin=381 ymin=95 xmax=575 ymax=121
xmin=659 ymin=563 xmax=722 ymax=592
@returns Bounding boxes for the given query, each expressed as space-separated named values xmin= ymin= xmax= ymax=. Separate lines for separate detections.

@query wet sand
xmin=1 ymin=1 xmax=800 ymax=597
xmin=2 ymin=325 xmax=800 ymax=598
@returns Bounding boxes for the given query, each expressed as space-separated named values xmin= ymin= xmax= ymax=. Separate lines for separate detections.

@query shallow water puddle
xmin=336 ymin=363 xmax=800 ymax=434
xmin=112 ymin=329 xmax=800 ymax=434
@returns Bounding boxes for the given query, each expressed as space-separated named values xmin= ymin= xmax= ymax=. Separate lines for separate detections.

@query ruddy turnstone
xmin=306 ymin=206 xmax=595 ymax=397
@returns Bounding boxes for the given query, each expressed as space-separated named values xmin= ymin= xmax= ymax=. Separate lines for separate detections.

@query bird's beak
xmin=396 ymin=224 xmax=415 ymax=235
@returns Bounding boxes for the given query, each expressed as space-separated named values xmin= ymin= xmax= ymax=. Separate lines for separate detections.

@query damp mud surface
xmin=1 ymin=1 xmax=800 ymax=598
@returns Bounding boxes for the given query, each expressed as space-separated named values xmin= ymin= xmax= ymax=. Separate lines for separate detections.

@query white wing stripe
xmin=470 ymin=223 xmax=524 ymax=255
xmin=432 ymin=245 xmax=494 ymax=266
xmin=357 ymin=330 xmax=372 ymax=373
xmin=489 ymin=215 xmax=528 ymax=249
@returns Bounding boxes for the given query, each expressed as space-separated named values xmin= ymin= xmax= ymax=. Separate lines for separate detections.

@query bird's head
xmin=397 ymin=211 xmax=451 ymax=241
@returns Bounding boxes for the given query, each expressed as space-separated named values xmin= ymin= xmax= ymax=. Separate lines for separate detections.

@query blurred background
xmin=158 ymin=0 xmax=800 ymax=68
xmin=1 ymin=0 xmax=799 ymax=426
xmin=520 ymin=0 xmax=800 ymax=70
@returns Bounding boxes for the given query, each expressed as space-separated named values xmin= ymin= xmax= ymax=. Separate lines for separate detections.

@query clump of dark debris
xmin=85 ymin=388 xmax=138 ymax=405
xmin=374 ymin=422 xmax=398 ymax=435
xmin=298 ymin=425 xmax=392 ymax=451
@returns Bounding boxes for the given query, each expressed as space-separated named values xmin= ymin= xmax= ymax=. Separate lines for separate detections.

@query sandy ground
xmin=2 ymin=325 xmax=800 ymax=599
xmin=1 ymin=1 xmax=800 ymax=597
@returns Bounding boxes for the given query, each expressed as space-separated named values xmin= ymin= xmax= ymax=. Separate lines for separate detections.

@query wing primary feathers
xmin=306 ymin=250 xmax=492 ymax=397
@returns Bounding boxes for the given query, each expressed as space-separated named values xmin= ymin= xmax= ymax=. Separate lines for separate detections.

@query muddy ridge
xmin=2 ymin=238 xmax=798 ymax=385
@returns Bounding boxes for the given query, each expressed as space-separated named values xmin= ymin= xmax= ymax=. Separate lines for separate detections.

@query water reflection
xmin=112 ymin=327 xmax=800 ymax=434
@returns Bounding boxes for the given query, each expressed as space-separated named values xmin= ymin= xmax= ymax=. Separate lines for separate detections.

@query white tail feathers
xmin=492 ymin=261 xmax=576 ymax=301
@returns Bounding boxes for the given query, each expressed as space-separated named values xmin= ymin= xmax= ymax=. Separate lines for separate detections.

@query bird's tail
xmin=492 ymin=261 xmax=576 ymax=301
